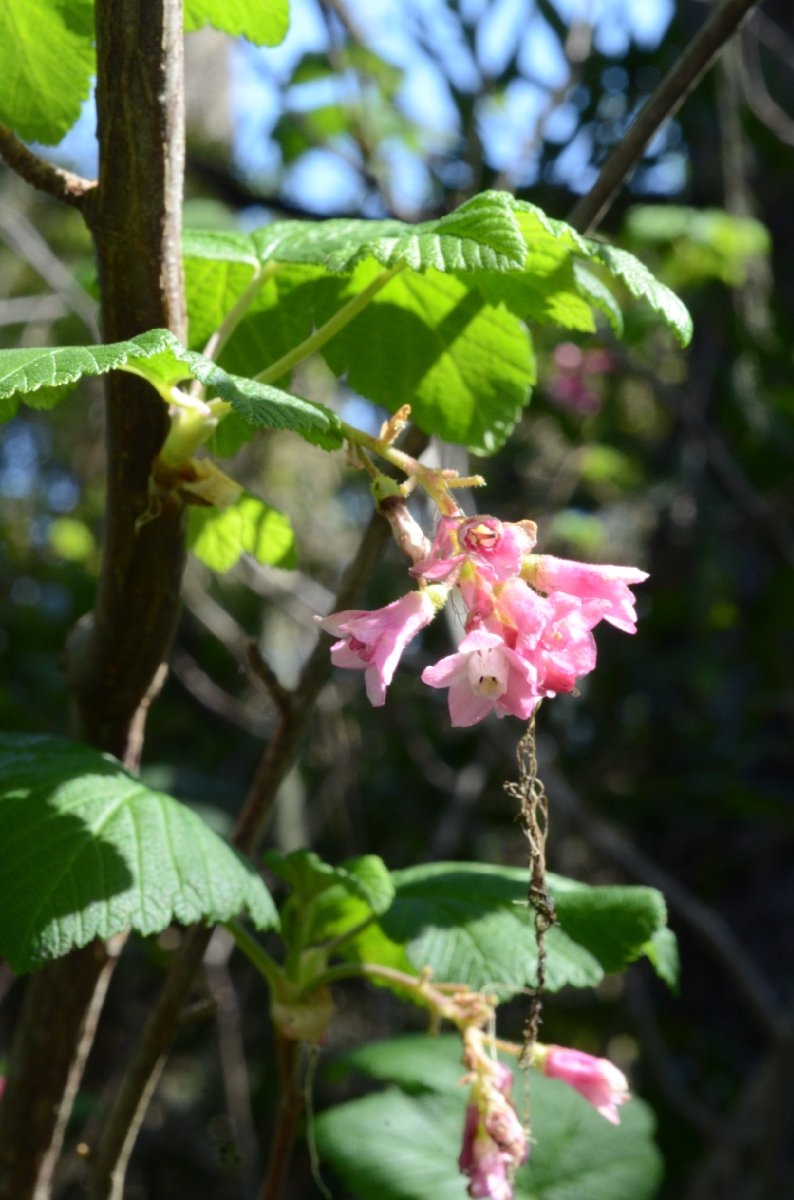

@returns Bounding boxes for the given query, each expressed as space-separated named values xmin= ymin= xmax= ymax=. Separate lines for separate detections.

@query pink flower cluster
xmin=459 ymin=1058 xmax=528 ymax=1200
xmin=317 ymin=512 xmax=647 ymax=727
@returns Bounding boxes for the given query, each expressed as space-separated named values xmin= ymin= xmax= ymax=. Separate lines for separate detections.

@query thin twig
xmin=247 ymin=642 xmax=293 ymax=719
xmin=258 ymin=1037 xmax=303 ymax=1200
xmin=0 ymin=208 xmax=100 ymax=339
xmin=568 ymin=0 xmax=762 ymax=234
xmin=0 ymin=123 xmax=97 ymax=208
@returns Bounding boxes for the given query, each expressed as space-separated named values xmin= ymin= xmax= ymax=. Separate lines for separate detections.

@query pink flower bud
xmin=458 ymin=1063 xmax=529 ymax=1200
xmin=540 ymin=1046 xmax=630 ymax=1125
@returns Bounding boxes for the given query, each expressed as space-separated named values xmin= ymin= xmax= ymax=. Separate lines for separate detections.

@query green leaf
xmin=624 ymin=205 xmax=770 ymax=289
xmin=267 ymin=849 xmax=395 ymax=916
xmin=320 ymin=264 xmax=535 ymax=455
xmin=588 ymin=242 xmax=692 ymax=345
xmin=0 ymin=329 xmax=192 ymax=408
xmin=184 ymin=0 xmax=290 ymax=46
xmin=324 ymin=192 xmax=529 ymax=274
xmin=188 ymin=491 xmax=297 ymax=573
xmin=182 ymin=191 xmax=691 ymax=454
xmin=316 ymin=1035 xmax=662 ymax=1200
xmin=189 ymin=355 xmax=344 ymax=449
xmin=0 ymin=733 xmax=277 ymax=973
xmin=358 ymin=864 xmax=670 ymax=998
xmin=643 ymin=926 xmax=680 ymax=991
xmin=0 ymin=329 xmax=343 ymax=449
xmin=548 ymin=873 xmax=668 ymax=975
xmin=0 ymin=0 xmax=95 ymax=143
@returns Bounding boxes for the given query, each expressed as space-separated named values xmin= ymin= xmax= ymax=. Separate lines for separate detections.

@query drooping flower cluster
xmin=459 ymin=1031 xmax=529 ymax=1200
xmin=456 ymin=1036 xmax=630 ymax=1200
xmin=317 ymin=507 xmax=647 ymax=727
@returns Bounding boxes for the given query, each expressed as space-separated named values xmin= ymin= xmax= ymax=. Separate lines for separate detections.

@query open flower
xmin=537 ymin=1046 xmax=630 ymax=1125
xmin=526 ymin=555 xmax=648 ymax=634
xmin=421 ymin=628 xmax=541 ymax=726
xmin=317 ymin=589 xmax=439 ymax=706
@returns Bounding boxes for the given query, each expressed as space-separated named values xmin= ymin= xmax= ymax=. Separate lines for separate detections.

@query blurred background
xmin=1 ymin=0 xmax=793 ymax=1196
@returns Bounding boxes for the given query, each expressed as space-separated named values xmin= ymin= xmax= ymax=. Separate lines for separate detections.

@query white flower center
xmin=467 ymin=647 xmax=508 ymax=698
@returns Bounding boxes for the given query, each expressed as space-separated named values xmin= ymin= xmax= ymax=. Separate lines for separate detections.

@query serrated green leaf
xmin=181 ymin=191 xmax=690 ymax=455
xmin=588 ymin=242 xmax=692 ymax=345
xmin=0 ymin=329 xmax=342 ymax=449
xmin=184 ymin=0 xmax=289 ymax=46
xmin=572 ymin=262 xmax=624 ymax=336
xmin=0 ymin=329 xmax=190 ymax=409
xmin=549 ymin=873 xmax=668 ymax=975
xmin=267 ymin=849 xmax=394 ymax=916
xmin=0 ymin=0 xmax=95 ymax=143
xmin=382 ymin=863 xmax=600 ymax=996
xmin=325 ymin=191 xmax=528 ymax=273
xmin=188 ymin=353 xmax=344 ymax=449
xmin=369 ymin=864 xmax=670 ymax=998
xmin=317 ymin=1035 xmax=662 ymax=1200
xmin=0 ymin=734 xmax=277 ymax=973
xmin=188 ymin=491 xmax=296 ymax=573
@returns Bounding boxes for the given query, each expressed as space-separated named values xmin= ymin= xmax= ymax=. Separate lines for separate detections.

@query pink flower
xmin=317 ymin=590 xmax=438 ymax=706
xmin=540 ymin=1046 xmax=630 ymax=1125
xmin=528 ymin=555 xmax=648 ymax=634
xmin=492 ymin=580 xmax=606 ymax=696
xmin=421 ymin=628 xmax=541 ymax=726
xmin=459 ymin=1104 xmax=514 ymax=1200
xmin=459 ymin=1061 xmax=529 ymax=1200
xmin=412 ymin=516 xmax=537 ymax=586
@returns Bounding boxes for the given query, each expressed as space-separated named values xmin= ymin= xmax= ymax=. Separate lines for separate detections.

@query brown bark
xmin=0 ymin=2 xmax=188 ymax=1196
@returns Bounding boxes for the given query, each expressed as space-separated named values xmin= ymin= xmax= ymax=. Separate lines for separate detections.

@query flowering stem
xmin=340 ymin=419 xmax=486 ymax=509
xmin=304 ymin=961 xmax=491 ymax=1027
xmin=254 ymin=263 xmax=406 ymax=385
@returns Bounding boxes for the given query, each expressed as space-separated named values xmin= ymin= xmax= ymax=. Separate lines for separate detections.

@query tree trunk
xmin=0 ymin=2 xmax=187 ymax=1195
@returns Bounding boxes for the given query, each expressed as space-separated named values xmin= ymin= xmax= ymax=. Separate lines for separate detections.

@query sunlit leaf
xmin=188 ymin=492 xmax=297 ymax=573
xmin=184 ymin=0 xmax=289 ymax=46
xmin=0 ymin=734 xmax=277 ymax=973
xmin=0 ymin=0 xmax=95 ymax=143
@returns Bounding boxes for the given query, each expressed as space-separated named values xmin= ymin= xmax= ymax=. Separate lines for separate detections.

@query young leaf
xmin=316 ymin=1034 xmax=662 ymax=1200
xmin=0 ymin=734 xmax=277 ymax=973
xmin=188 ymin=354 xmax=344 ymax=449
xmin=643 ymin=926 xmax=680 ymax=991
xmin=588 ymin=242 xmax=693 ymax=345
xmin=188 ymin=492 xmax=297 ymax=573
xmin=184 ymin=0 xmax=290 ymax=46
xmin=267 ymin=849 xmax=395 ymax=916
xmin=0 ymin=0 xmax=95 ymax=144
xmin=0 ymin=329 xmax=343 ymax=449
xmin=0 ymin=329 xmax=192 ymax=410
